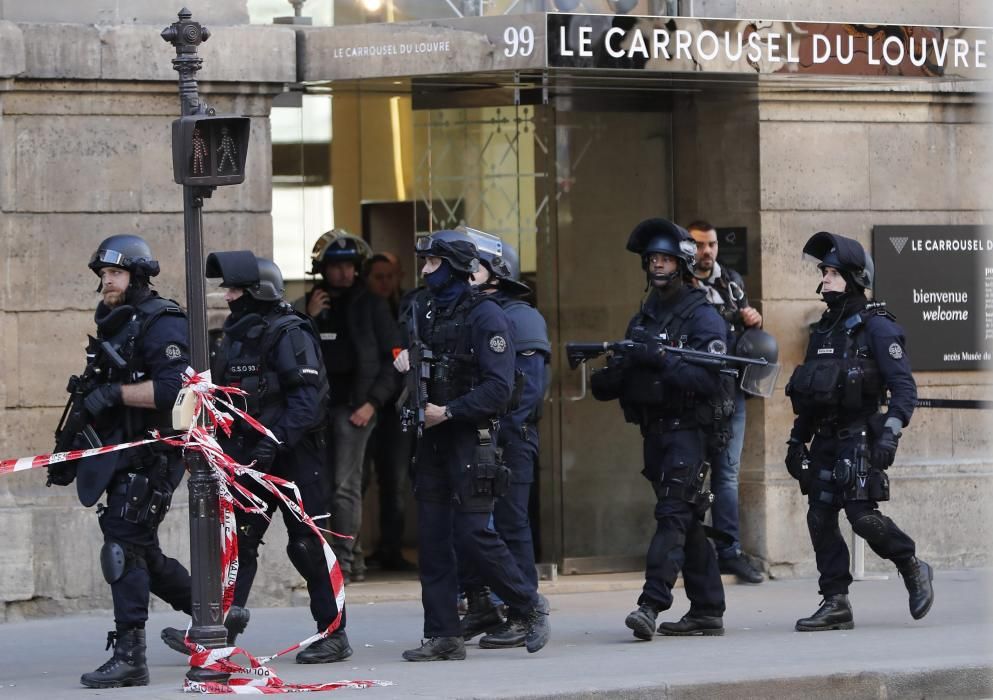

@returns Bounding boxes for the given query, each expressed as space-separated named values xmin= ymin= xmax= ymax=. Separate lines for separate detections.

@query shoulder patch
xmin=165 ymin=343 xmax=182 ymax=359
xmin=707 ymin=339 xmax=727 ymax=355
xmin=888 ymin=342 xmax=904 ymax=359
xmin=489 ymin=334 xmax=508 ymax=353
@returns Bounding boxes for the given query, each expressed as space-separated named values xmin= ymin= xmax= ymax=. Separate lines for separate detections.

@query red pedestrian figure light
xmin=191 ymin=127 xmax=208 ymax=176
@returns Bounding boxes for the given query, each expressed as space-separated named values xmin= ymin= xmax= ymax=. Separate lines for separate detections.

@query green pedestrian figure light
xmin=217 ymin=126 xmax=239 ymax=174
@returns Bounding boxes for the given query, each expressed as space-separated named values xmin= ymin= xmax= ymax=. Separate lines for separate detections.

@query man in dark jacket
xmin=299 ymin=230 xmax=402 ymax=583
xmin=590 ymin=219 xmax=727 ymax=640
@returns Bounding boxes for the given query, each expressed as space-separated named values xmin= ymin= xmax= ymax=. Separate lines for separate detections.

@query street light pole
xmin=161 ymin=7 xmax=228 ymax=682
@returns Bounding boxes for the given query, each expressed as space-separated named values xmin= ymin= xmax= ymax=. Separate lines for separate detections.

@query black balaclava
xmin=425 ymin=260 xmax=469 ymax=307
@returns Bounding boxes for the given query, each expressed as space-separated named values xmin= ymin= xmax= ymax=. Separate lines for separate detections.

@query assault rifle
xmin=396 ymin=299 xmax=433 ymax=437
xmin=565 ymin=338 xmax=779 ymax=400
xmin=48 ymin=337 xmax=128 ymax=486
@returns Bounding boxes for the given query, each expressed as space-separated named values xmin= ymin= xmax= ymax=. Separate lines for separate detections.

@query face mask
xmin=821 ymin=291 xmax=846 ymax=306
xmin=424 ymin=262 xmax=453 ymax=291
xmin=227 ymin=293 xmax=254 ymax=316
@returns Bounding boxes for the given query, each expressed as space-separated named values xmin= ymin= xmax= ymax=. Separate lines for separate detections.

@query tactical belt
xmin=643 ymin=417 xmax=698 ymax=435
xmin=813 ymin=420 xmax=867 ymax=440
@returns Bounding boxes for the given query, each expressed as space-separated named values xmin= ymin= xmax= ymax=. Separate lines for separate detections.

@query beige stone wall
xmin=0 ymin=18 xmax=299 ymax=621
xmin=752 ymin=84 xmax=993 ymax=577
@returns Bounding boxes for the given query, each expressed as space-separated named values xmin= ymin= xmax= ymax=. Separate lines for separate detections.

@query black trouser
xmin=805 ymin=433 xmax=917 ymax=596
xmin=638 ymin=428 xmax=725 ymax=617
xmin=361 ymin=404 xmax=414 ymax=559
xmin=99 ymin=484 xmax=191 ymax=628
xmin=414 ymin=422 xmax=538 ymax=638
xmin=460 ymin=425 xmax=539 ymax=594
xmin=232 ymin=436 xmax=344 ymax=630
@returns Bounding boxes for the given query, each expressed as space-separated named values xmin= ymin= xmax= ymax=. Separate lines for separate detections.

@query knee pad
xmin=851 ymin=512 xmax=889 ymax=547
xmin=286 ymin=536 xmax=327 ymax=581
xmin=101 ymin=541 xmax=144 ymax=584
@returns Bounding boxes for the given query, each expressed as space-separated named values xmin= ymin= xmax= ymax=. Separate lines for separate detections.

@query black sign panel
xmin=872 ymin=225 xmax=993 ymax=371
xmin=715 ymin=227 xmax=747 ymax=276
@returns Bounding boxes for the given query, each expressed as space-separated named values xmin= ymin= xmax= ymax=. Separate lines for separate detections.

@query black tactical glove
xmin=871 ymin=429 xmax=900 ymax=469
xmin=251 ymin=437 xmax=279 ymax=471
xmin=46 ymin=464 xmax=77 ymax=487
xmin=627 ymin=341 xmax=666 ymax=369
xmin=785 ymin=438 xmax=810 ymax=483
xmin=83 ymin=383 xmax=122 ymax=417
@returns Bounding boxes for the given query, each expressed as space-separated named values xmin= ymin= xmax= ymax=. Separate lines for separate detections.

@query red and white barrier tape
xmin=1 ymin=368 xmax=389 ymax=694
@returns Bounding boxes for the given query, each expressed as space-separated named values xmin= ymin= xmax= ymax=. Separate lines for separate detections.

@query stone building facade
xmin=0 ymin=0 xmax=990 ymax=620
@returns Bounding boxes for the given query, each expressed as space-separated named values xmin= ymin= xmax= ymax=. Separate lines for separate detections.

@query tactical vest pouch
xmin=122 ymin=474 xmax=150 ymax=523
xmin=695 ymin=374 xmax=736 ymax=456
xmin=868 ymin=468 xmax=890 ymax=502
xmin=621 ymin=367 xmax=668 ymax=406
xmin=786 ymin=360 xmax=843 ymax=413
xmin=470 ymin=444 xmax=511 ymax=499
xmin=842 ymin=362 xmax=864 ymax=411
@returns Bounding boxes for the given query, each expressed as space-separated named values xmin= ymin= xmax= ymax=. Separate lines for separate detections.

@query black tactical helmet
xmin=626 ymin=218 xmax=696 ymax=272
xmin=88 ymin=234 xmax=160 ymax=279
xmin=415 ymin=229 xmax=480 ymax=275
xmin=735 ymin=328 xmax=781 ymax=398
xmin=461 ymin=226 xmax=531 ymax=297
xmin=310 ymin=229 xmax=373 ymax=274
xmin=205 ymin=250 xmax=285 ymax=302
xmin=802 ymin=231 xmax=874 ymax=290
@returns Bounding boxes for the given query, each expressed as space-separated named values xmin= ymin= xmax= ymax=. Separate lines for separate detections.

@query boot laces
xmin=104 ymin=631 xmax=118 ymax=651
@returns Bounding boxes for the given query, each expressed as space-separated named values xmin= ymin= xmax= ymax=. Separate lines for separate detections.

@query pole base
xmin=188 ymin=624 xmax=229 ymax=649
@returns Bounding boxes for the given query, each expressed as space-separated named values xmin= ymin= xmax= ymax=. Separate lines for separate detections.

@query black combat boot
xmin=296 ymin=630 xmax=353 ymax=664
xmin=80 ymin=627 xmax=149 ymax=689
xmin=460 ymin=587 xmax=505 ymax=640
xmin=897 ymin=557 xmax=935 ymax=620
xmin=658 ymin=612 xmax=725 ymax=636
xmin=479 ymin=616 xmax=528 ymax=649
xmin=795 ymin=594 xmax=854 ymax=632
xmin=523 ymin=594 xmax=551 ymax=653
xmin=161 ymin=605 xmax=251 ymax=656
xmin=719 ymin=552 xmax=765 ymax=584
xmin=625 ymin=604 xmax=659 ymax=641
xmin=402 ymin=637 xmax=467 ymax=662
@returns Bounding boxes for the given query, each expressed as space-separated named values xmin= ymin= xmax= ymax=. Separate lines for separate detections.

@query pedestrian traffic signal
xmin=171 ymin=115 xmax=250 ymax=186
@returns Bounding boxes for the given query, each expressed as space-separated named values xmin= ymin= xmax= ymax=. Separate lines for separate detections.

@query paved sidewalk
xmin=0 ymin=569 xmax=990 ymax=699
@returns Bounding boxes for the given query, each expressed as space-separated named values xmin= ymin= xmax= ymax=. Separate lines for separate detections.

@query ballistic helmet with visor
xmin=206 ymin=250 xmax=285 ymax=302
xmin=310 ymin=229 xmax=373 ymax=274
xmin=626 ymin=218 xmax=696 ymax=272
xmin=735 ymin=327 xmax=781 ymax=398
xmin=802 ymin=231 xmax=874 ymax=290
xmin=88 ymin=235 xmax=160 ymax=279
xmin=415 ymin=229 xmax=480 ymax=274
xmin=460 ymin=226 xmax=531 ymax=296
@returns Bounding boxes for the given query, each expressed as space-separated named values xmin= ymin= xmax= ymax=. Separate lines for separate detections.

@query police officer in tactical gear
xmin=786 ymin=232 xmax=933 ymax=631
xmin=687 ymin=220 xmax=765 ymax=584
xmin=590 ymin=218 xmax=727 ymax=640
xmin=50 ymin=234 xmax=193 ymax=688
xmin=299 ymin=230 xmax=401 ymax=583
xmin=162 ymin=251 xmax=350 ymax=663
xmin=460 ymin=231 xmax=551 ymax=648
xmin=393 ymin=229 xmax=550 ymax=661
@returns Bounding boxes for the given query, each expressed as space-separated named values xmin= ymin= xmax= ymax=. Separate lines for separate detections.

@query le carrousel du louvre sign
xmin=299 ymin=13 xmax=992 ymax=81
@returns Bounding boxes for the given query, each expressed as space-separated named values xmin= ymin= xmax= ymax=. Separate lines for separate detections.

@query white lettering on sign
xmin=551 ymin=21 xmax=990 ymax=71
xmin=333 ymin=41 xmax=451 ymax=59
xmin=503 ymin=25 xmax=535 ymax=57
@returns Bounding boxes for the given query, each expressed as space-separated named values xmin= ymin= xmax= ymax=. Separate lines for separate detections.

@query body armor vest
xmin=213 ymin=307 xmax=329 ymax=432
xmin=786 ymin=302 xmax=886 ymax=420
xmin=623 ymin=289 xmax=736 ymax=440
xmin=96 ymin=295 xmax=184 ymax=438
xmin=423 ymin=293 xmax=486 ymax=405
